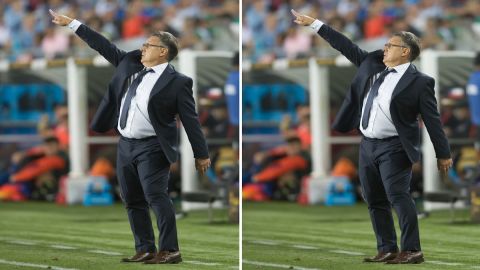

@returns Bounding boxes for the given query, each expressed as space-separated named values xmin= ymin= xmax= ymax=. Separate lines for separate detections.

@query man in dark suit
xmin=292 ymin=10 xmax=453 ymax=264
xmin=50 ymin=10 xmax=211 ymax=264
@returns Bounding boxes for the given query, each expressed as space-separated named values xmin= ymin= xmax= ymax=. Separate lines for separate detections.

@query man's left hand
xmin=437 ymin=158 xmax=453 ymax=174
xmin=195 ymin=158 xmax=211 ymax=176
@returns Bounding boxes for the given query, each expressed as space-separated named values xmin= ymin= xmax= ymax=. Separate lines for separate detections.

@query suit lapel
xmin=116 ymin=51 xmax=143 ymax=105
xmin=125 ymin=50 xmax=144 ymax=78
xmin=391 ymin=64 xmax=417 ymax=99
xmin=149 ymin=64 xmax=176 ymax=100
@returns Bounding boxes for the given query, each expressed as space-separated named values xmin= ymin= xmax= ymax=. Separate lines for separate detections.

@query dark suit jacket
xmin=318 ymin=24 xmax=450 ymax=163
xmin=75 ymin=24 xmax=209 ymax=163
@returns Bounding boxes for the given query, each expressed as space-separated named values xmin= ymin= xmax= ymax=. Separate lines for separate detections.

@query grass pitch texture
xmin=0 ymin=202 xmax=238 ymax=270
xmin=243 ymin=201 xmax=480 ymax=270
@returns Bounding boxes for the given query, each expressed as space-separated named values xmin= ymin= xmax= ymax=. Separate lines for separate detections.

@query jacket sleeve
xmin=419 ymin=77 xmax=451 ymax=159
xmin=75 ymin=24 xmax=127 ymax=67
xmin=177 ymin=78 xmax=210 ymax=159
xmin=317 ymin=24 xmax=368 ymax=67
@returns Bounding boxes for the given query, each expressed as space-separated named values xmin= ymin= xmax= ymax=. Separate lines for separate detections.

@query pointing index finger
xmin=291 ymin=9 xmax=300 ymax=17
xmin=49 ymin=9 xmax=57 ymax=17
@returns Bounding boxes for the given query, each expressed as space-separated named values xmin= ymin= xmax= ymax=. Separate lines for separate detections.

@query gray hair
xmin=392 ymin=31 xmax=421 ymax=62
xmin=151 ymin=31 xmax=179 ymax=62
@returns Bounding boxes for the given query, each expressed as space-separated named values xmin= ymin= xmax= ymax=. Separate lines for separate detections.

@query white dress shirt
xmin=310 ymin=19 xmax=324 ymax=32
xmin=69 ymin=19 xmax=167 ymax=139
xmin=308 ymin=20 xmax=410 ymax=139
xmin=68 ymin=19 xmax=82 ymax=31
xmin=117 ymin=63 xmax=168 ymax=138
xmin=360 ymin=62 xmax=410 ymax=139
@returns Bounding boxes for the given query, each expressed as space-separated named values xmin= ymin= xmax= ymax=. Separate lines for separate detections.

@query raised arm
xmin=291 ymin=9 xmax=368 ymax=67
xmin=49 ymin=9 xmax=126 ymax=67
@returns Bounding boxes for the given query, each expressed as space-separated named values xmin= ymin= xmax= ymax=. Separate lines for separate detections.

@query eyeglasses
xmin=384 ymin=43 xmax=407 ymax=49
xmin=142 ymin=43 xmax=166 ymax=49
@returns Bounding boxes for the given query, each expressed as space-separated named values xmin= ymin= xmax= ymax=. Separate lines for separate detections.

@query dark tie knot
xmin=385 ymin=68 xmax=396 ymax=74
xmin=141 ymin=68 xmax=154 ymax=75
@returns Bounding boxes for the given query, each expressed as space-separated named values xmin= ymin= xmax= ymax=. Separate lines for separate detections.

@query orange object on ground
xmin=242 ymin=183 xmax=269 ymax=201
xmin=11 ymin=156 xmax=66 ymax=182
xmin=331 ymin=157 xmax=357 ymax=180
xmin=254 ymin=155 xmax=308 ymax=182
xmin=0 ymin=184 xmax=26 ymax=201
xmin=90 ymin=157 xmax=115 ymax=179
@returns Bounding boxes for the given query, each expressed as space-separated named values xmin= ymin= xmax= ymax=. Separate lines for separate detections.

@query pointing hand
xmin=291 ymin=9 xmax=315 ymax=26
xmin=49 ymin=9 xmax=74 ymax=26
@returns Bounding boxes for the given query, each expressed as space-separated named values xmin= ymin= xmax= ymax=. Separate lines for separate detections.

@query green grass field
xmin=243 ymin=201 xmax=480 ymax=270
xmin=0 ymin=202 xmax=238 ymax=270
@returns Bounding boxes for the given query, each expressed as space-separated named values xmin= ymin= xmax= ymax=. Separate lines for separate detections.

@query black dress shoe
xmin=385 ymin=251 xmax=424 ymax=264
xmin=363 ymin=252 xmax=398 ymax=263
xmin=121 ymin=252 xmax=155 ymax=262
xmin=144 ymin=251 xmax=182 ymax=264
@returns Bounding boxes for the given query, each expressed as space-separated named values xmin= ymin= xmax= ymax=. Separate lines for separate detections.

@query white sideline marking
xmin=428 ymin=260 xmax=464 ymax=266
xmin=50 ymin=245 xmax=76 ymax=250
xmin=88 ymin=250 xmax=122 ymax=256
xmin=330 ymin=250 xmax=365 ymax=256
xmin=0 ymin=259 xmax=78 ymax=270
xmin=249 ymin=240 xmax=279 ymax=245
xmin=292 ymin=245 xmax=318 ymax=250
xmin=184 ymin=260 xmax=222 ymax=266
xmin=470 ymin=266 xmax=480 ymax=269
xmin=243 ymin=260 xmax=322 ymax=270
xmin=5 ymin=239 xmax=230 ymax=267
xmin=7 ymin=240 xmax=36 ymax=246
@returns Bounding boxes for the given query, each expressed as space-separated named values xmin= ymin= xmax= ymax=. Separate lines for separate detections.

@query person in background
xmin=0 ymin=137 xmax=68 ymax=201
xmin=225 ymin=51 xmax=239 ymax=140
xmin=467 ymin=52 xmax=480 ymax=160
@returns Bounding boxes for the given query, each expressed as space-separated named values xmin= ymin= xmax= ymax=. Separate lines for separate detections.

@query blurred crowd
xmin=243 ymin=0 xmax=480 ymax=63
xmin=0 ymin=0 xmax=239 ymax=62
xmin=0 ymin=105 xmax=70 ymax=201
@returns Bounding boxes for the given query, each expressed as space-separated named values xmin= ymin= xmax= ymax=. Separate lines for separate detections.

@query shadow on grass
xmin=309 ymin=218 xmax=367 ymax=223
xmin=72 ymin=218 xmax=126 ymax=223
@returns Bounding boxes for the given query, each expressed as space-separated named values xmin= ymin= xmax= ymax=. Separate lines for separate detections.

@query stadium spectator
xmin=41 ymin=26 xmax=70 ymax=59
xmin=279 ymin=105 xmax=311 ymax=149
xmin=37 ymin=104 xmax=69 ymax=149
xmin=243 ymin=135 xmax=311 ymax=201
xmin=467 ymin=52 xmax=480 ymax=159
xmin=283 ymin=26 xmax=311 ymax=59
xmin=0 ymin=136 xmax=68 ymax=201
xmin=122 ymin=0 xmax=145 ymax=40
xmin=225 ymin=51 xmax=239 ymax=136
xmin=252 ymin=135 xmax=310 ymax=183
xmin=199 ymin=98 xmax=231 ymax=139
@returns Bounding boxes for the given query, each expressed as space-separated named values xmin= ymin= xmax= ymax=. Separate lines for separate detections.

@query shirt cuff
xmin=68 ymin=19 xmax=82 ymax=32
xmin=309 ymin=19 xmax=324 ymax=32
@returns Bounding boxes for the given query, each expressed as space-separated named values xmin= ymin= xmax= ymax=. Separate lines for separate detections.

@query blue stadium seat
xmin=83 ymin=176 xmax=114 ymax=206
xmin=325 ymin=177 xmax=356 ymax=206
